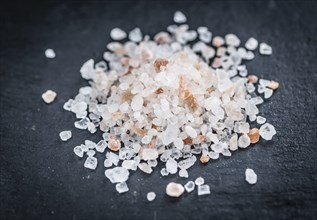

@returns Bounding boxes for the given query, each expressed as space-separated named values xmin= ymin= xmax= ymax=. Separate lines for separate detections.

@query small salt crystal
xmin=110 ymin=28 xmax=127 ymax=40
xmin=42 ymin=90 xmax=57 ymax=104
xmin=173 ymin=11 xmax=187 ymax=23
xmin=166 ymin=158 xmax=178 ymax=174
xmin=74 ymin=118 xmax=90 ymax=130
xmin=96 ymin=140 xmax=107 ymax=153
xmin=199 ymin=31 xmax=212 ymax=43
xmin=45 ymin=48 xmax=56 ymax=58
xmin=179 ymin=169 xmax=189 ymax=178
xmin=245 ymin=37 xmax=258 ymax=50
xmin=184 ymin=181 xmax=195 ymax=192
xmin=259 ymin=42 xmax=272 ymax=55
xmin=129 ymin=28 xmax=143 ymax=42
xmin=245 ymin=168 xmax=257 ymax=184
xmin=59 ymin=130 xmax=72 ymax=141
xmin=138 ymin=163 xmax=153 ymax=174
xmin=197 ymin=185 xmax=210 ymax=196
xmin=147 ymin=192 xmax=156 ymax=201
xmin=87 ymin=150 xmax=95 ymax=157
xmin=105 ymin=167 xmax=129 ymax=183
xmin=256 ymin=116 xmax=266 ymax=124
xmin=122 ymin=160 xmax=138 ymax=171
xmin=225 ymin=33 xmax=240 ymax=47
xmin=73 ymin=146 xmax=84 ymax=157
xmin=116 ymin=182 xmax=129 ymax=193
xmin=84 ymin=156 xmax=98 ymax=170
xmin=264 ymin=88 xmax=273 ymax=99
xmin=166 ymin=182 xmax=185 ymax=197
xmin=195 ymin=177 xmax=205 ymax=186
xmin=259 ymin=123 xmax=276 ymax=140
xmin=238 ymin=134 xmax=251 ymax=148
xmin=160 ymin=168 xmax=169 ymax=176
xmin=142 ymin=148 xmax=158 ymax=160
xmin=185 ymin=126 xmax=197 ymax=138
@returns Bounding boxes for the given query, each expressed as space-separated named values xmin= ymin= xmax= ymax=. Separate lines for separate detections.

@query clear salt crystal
xmin=138 ymin=163 xmax=153 ymax=174
xmin=166 ymin=158 xmax=178 ymax=174
xmin=86 ymin=150 xmax=95 ymax=157
xmin=166 ymin=182 xmax=185 ymax=197
xmin=199 ymin=31 xmax=212 ymax=43
xmin=179 ymin=169 xmax=188 ymax=178
xmin=59 ymin=130 xmax=72 ymax=141
xmin=80 ymin=59 xmax=95 ymax=80
xmin=110 ymin=28 xmax=127 ymax=40
xmin=129 ymin=28 xmax=143 ymax=42
xmin=122 ymin=160 xmax=138 ymax=171
xmin=173 ymin=138 xmax=184 ymax=150
xmin=147 ymin=192 xmax=156 ymax=201
xmin=225 ymin=33 xmax=240 ymax=47
xmin=245 ymin=37 xmax=258 ymax=50
xmin=105 ymin=167 xmax=129 ymax=183
xmin=104 ymin=159 xmax=113 ymax=168
xmin=173 ymin=11 xmax=187 ymax=23
xmin=256 ymin=116 xmax=266 ymax=124
xmin=245 ymin=168 xmax=257 ymax=184
xmin=148 ymin=159 xmax=158 ymax=167
xmin=84 ymin=156 xmax=98 ymax=170
xmin=142 ymin=148 xmax=158 ymax=160
xmin=195 ymin=177 xmax=205 ymax=186
xmin=141 ymin=135 xmax=152 ymax=144
xmin=160 ymin=168 xmax=169 ymax=176
xmin=131 ymin=95 xmax=143 ymax=111
xmin=259 ymin=42 xmax=272 ymax=55
xmin=96 ymin=140 xmax=107 ymax=153
xmin=74 ymin=118 xmax=90 ymax=130
xmin=74 ymin=146 xmax=84 ymax=157
xmin=42 ymin=90 xmax=57 ymax=104
xmin=185 ymin=125 xmax=197 ymax=138
xmin=259 ymin=123 xmax=276 ymax=140
xmin=264 ymin=88 xmax=273 ymax=99
xmin=197 ymin=185 xmax=210 ymax=196
xmin=116 ymin=182 xmax=129 ymax=193
xmin=184 ymin=181 xmax=195 ymax=193
xmin=238 ymin=134 xmax=251 ymax=148
xmin=45 ymin=48 xmax=56 ymax=58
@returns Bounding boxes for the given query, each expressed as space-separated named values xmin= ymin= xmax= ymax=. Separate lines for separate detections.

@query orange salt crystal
xmin=248 ymin=75 xmax=258 ymax=84
xmin=183 ymin=137 xmax=193 ymax=145
xmin=131 ymin=126 xmax=146 ymax=137
xmin=108 ymin=137 xmax=121 ymax=151
xmin=200 ymin=155 xmax=210 ymax=164
xmin=155 ymin=88 xmax=164 ymax=94
xmin=193 ymin=135 xmax=207 ymax=144
xmin=154 ymin=58 xmax=168 ymax=73
xmin=248 ymin=128 xmax=260 ymax=144
xmin=268 ymin=80 xmax=279 ymax=90
xmin=121 ymin=90 xmax=133 ymax=102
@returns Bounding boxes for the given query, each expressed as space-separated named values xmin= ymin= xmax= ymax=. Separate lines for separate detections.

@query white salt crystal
xmin=173 ymin=11 xmax=187 ymax=23
xmin=141 ymin=135 xmax=152 ymax=144
xmin=42 ymin=90 xmax=57 ymax=104
xmin=256 ymin=116 xmax=266 ymax=124
xmin=162 ymin=124 xmax=179 ymax=145
xmin=142 ymin=148 xmax=158 ymax=160
xmin=138 ymin=163 xmax=153 ymax=174
xmin=245 ymin=37 xmax=258 ymax=50
xmin=197 ymin=185 xmax=211 ymax=196
xmin=259 ymin=42 xmax=272 ymax=55
xmin=185 ymin=125 xmax=197 ymax=138
xmin=245 ymin=168 xmax=257 ymax=184
xmin=129 ymin=28 xmax=143 ymax=42
xmin=209 ymin=151 xmax=219 ymax=160
xmin=259 ymin=123 xmax=276 ymax=140
xmin=160 ymin=168 xmax=169 ymax=176
xmin=238 ymin=134 xmax=251 ymax=148
xmin=110 ymin=28 xmax=127 ymax=40
xmin=173 ymin=138 xmax=184 ymax=150
xmin=225 ymin=33 xmax=240 ymax=47
xmin=264 ymin=88 xmax=273 ymax=99
xmin=80 ymin=59 xmax=95 ymax=80
xmin=166 ymin=158 xmax=178 ymax=174
xmin=104 ymin=159 xmax=113 ymax=168
xmin=59 ymin=130 xmax=72 ymax=141
xmin=105 ymin=167 xmax=129 ymax=183
xmin=96 ymin=140 xmax=107 ymax=153
xmin=131 ymin=95 xmax=143 ymax=111
xmin=184 ymin=181 xmax=195 ymax=193
xmin=122 ymin=160 xmax=138 ymax=171
xmin=147 ymin=192 xmax=156 ymax=201
xmin=179 ymin=169 xmax=188 ymax=178
xmin=199 ymin=31 xmax=212 ymax=43
xmin=84 ymin=156 xmax=98 ymax=170
xmin=74 ymin=146 xmax=84 ymax=157
xmin=166 ymin=182 xmax=184 ymax=197
xmin=45 ymin=48 xmax=56 ymax=58
xmin=195 ymin=177 xmax=205 ymax=186
xmin=148 ymin=159 xmax=158 ymax=167
xmin=116 ymin=182 xmax=129 ymax=193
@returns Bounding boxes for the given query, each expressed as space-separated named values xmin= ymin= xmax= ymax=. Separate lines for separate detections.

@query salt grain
xmin=42 ymin=90 xmax=56 ymax=104
xmin=259 ymin=42 xmax=272 ymax=55
xmin=147 ymin=192 xmax=156 ymax=201
xmin=245 ymin=37 xmax=258 ymax=50
xmin=184 ymin=181 xmax=195 ymax=193
xmin=45 ymin=49 xmax=56 ymax=58
xmin=110 ymin=28 xmax=127 ymax=40
xmin=173 ymin=11 xmax=187 ymax=23
xmin=166 ymin=182 xmax=184 ymax=197
xmin=59 ymin=130 xmax=72 ymax=141
xmin=116 ymin=182 xmax=129 ymax=193
xmin=197 ymin=184 xmax=210 ymax=196
xmin=245 ymin=168 xmax=257 ymax=184
xmin=195 ymin=177 xmax=205 ymax=186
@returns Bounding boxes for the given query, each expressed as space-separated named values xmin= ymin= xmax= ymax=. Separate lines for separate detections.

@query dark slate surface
xmin=0 ymin=0 xmax=316 ymax=219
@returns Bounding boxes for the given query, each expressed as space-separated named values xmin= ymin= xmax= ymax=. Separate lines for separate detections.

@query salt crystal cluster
xmin=63 ymin=11 xmax=278 ymax=194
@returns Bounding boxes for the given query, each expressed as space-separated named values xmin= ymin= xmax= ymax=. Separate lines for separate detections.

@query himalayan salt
xmin=268 ymin=80 xmax=279 ymax=90
xmin=108 ymin=137 xmax=121 ymax=151
xmin=200 ymin=154 xmax=210 ymax=164
xmin=154 ymin=58 xmax=168 ymax=73
xmin=248 ymin=128 xmax=260 ymax=144
xmin=166 ymin=182 xmax=185 ymax=197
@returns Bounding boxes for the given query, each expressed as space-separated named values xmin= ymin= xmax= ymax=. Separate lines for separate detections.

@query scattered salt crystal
xmin=184 ymin=181 xmax=195 ymax=193
xmin=245 ymin=168 xmax=257 ymax=184
xmin=264 ymin=88 xmax=273 ymax=99
xmin=84 ymin=156 xmax=98 ymax=170
xmin=173 ymin=11 xmax=187 ymax=23
xmin=122 ymin=160 xmax=138 ymax=171
xmin=259 ymin=42 xmax=272 ymax=55
xmin=96 ymin=140 xmax=107 ymax=153
xmin=259 ymin=123 xmax=276 ymax=140
xmin=45 ymin=48 xmax=56 ymax=58
xmin=256 ymin=116 xmax=266 ymax=124
xmin=74 ymin=146 xmax=84 ymax=157
xmin=147 ymin=192 xmax=156 ymax=201
xmin=179 ymin=169 xmax=189 ymax=178
xmin=105 ymin=167 xmax=129 ymax=183
xmin=166 ymin=158 xmax=178 ymax=174
xmin=110 ymin=28 xmax=127 ymax=40
xmin=138 ymin=163 xmax=153 ymax=174
xmin=116 ymin=182 xmax=129 ymax=193
xmin=166 ymin=182 xmax=184 ymax=197
xmin=195 ymin=177 xmax=205 ymax=186
xmin=87 ymin=150 xmax=96 ymax=157
xmin=245 ymin=37 xmax=258 ymax=50
xmin=197 ymin=185 xmax=210 ymax=196
xmin=59 ymin=130 xmax=72 ymax=141
xmin=160 ymin=168 xmax=169 ymax=176
xmin=129 ymin=28 xmax=143 ymax=42
xmin=42 ymin=90 xmax=57 ymax=104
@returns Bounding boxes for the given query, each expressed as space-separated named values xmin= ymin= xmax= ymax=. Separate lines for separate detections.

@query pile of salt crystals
xmin=63 ymin=11 xmax=278 ymax=194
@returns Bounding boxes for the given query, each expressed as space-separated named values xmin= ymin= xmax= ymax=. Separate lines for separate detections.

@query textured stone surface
xmin=0 ymin=1 xmax=316 ymax=219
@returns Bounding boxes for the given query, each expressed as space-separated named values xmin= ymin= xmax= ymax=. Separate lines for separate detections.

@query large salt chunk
xmin=84 ymin=156 xmax=98 ymax=170
xmin=245 ymin=168 xmax=257 ymax=184
xmin=259 ymin=123 xmax=276 ymax=140
xmin=185 ymin=125 xmax=197 ymax=138
xmin=80 ymin=59 xmax=95 ymax=80
xmin=131 ymin=95 xmax=143 ymax=111
xmin=166 ymin=182 xmax=184 ymax=197
xmin=105 ymin=167 xmax=129 ymax=183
